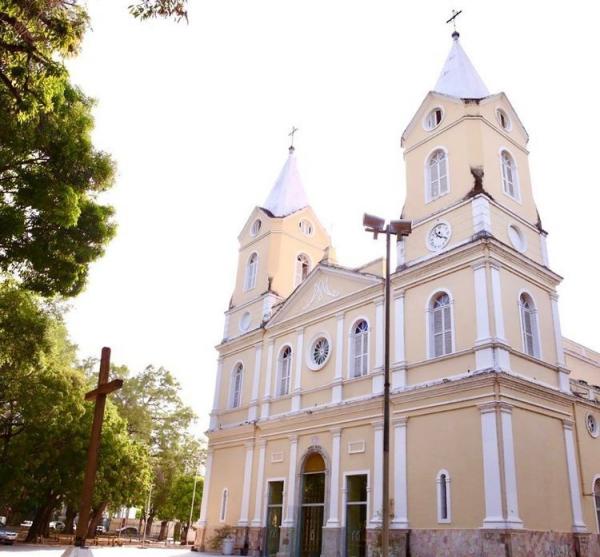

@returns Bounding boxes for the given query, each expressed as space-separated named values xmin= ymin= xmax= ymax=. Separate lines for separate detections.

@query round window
xmin=299 ymin=219 xmax=313 ymax=236
xmin=496 ymin=108 xmax=511 ymax=131
xmin=251 ymin=219 xmax=262 ymax=236
xmin=239 ymin=312 xmax=251 ymax=332
xmin=308 ymin=336 xmax=331 ymax=370
xmin=587 ymin=414 xmax=599 ymax=438
xmin=508 ymin=224 xmax=526 ymax=252
xmin=424 ymin=107 xmax=444 ymax=131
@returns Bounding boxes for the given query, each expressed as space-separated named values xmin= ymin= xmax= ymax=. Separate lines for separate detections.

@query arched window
xmin=519 ymin=293 xmax=539 ymax=358
xmin=430 ymin=292 xmax=453 ymax=358
xmin=244 ymin=252 xmax=258 ymax=291
xmin=296 ymin=254 xmax=310 ymax=286
xmin=277 ymin=346 xmax=292 ymax=396
xmin=501 ymin=150 xmax=519 ymax=199
xmin=436 ymin=470 xmax=451 ymax=523
xmin=230 ymin=363 xmax=243 ymax=408
xmin=426 ymin=149 xmax=449 ymax=201
xmin=219 ymin=488 xmax=228 ymax=522
xmin=594 ymin=478 xmax=600 ymax=532
xmin=351 ymin=320 xmax=369 ymax=378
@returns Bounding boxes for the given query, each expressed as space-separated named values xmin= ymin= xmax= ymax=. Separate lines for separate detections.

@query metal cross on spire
xmin=288 ymin=126 xmax=299 ymax=152
xmin=446 ymin=9 xmax=462 ymax=33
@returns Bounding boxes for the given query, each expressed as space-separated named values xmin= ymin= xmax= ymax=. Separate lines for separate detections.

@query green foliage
xmin=207 ymin=524 xmax=235 ymax=551
xmin=161 ymin=473 xmax=203 ymax=524
xmin=129 ymin=0 xmax=189 ymax=22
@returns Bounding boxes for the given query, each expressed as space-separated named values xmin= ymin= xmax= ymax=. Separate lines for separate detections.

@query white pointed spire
xmin=434 ymin=32 xmax=489 ymax=99
xmin=262 ymin=147 xmax=309 ymax=217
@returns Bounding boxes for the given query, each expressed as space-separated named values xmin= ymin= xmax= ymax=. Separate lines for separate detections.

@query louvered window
xmin=244 ymin=253 xmax=258 ymax=290
xmin=278 ymin=346 xmax=292 ymax=396
xmin=430 ymin=293 xmax=452 ymax=357
xmin=351 ymin=320 xmax=369 ymax=378
xmin=296 ymin=254 xmax=310 ymax=286
xmin=501 ymin=150 xmax=519 ymax=199
xmin=519 ymin=293 xmax=539 ymax=357
xmin=427 ymin=149 xmax=449 ymax=201
xmin=231 ymin=363 xmax=243 ymax=408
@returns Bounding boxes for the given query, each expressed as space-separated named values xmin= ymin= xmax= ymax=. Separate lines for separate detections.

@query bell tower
xmin=398 ymin=31 xmax=548 ymax=269
xmin=223 ymin=145 xmax=334 ymax=341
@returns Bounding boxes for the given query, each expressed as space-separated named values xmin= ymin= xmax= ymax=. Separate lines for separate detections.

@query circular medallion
xmin=427 ymin=222 xmax=451 ymax=251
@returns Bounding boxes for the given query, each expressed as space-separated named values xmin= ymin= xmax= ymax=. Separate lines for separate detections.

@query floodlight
xmin=363 ymin=213 xmax=386 ymax=231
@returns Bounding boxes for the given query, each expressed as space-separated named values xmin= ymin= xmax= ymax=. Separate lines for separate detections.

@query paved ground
xmin=0 ymin=546 xmax=216 ymax=557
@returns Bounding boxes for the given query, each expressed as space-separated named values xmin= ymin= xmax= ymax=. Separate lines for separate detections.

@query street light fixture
xmin=362 ymin=213 xmax=412 ymax=557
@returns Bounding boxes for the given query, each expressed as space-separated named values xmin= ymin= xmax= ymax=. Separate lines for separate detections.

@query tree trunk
xmin=64 ymin=506 xmax=76 ymax=535
xmin=25 ymin=499 xmax=54 ymax=543
xmin=158 ymin=520 xmax=168 ymax=541
xmin=86 ymin=501 xmax=108 ymax=539
xmin=146 ymin=512 xmax=155 ymax=537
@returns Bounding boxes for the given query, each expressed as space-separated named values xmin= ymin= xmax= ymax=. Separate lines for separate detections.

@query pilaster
xmin=472 ymin=195 xmax=492 ymax=234
xmin=326 ymin=428 xmax=342 ymax=527
xmin=292 ymin=328 xmax=304 ymax=412
xmin=238 ymin=441 xmax=255 ymax=526
xmin=490 ymin=262 xmax=511 ymax=371
xmin=550 ymin=292 xmax=570 ymax=394
xmin=332 ymin=313 xmax=344 ymax=404
xmin=198 ymin=449 xmax=214 ymax=527
xmin=248 ymin=343 xmax=262 ymax=422
xmin=251 ymin=440 xmax=267 ymax=527
xmin=498 ymin=403 xmax=523 ymax=528
xmin=210 ymin=358 xmax=224 ymax=429
xmin=283 ymin=435 xmax=298 ymax=527
xmin=563 ymin=420 xmax=587 ymax=533
xmin=392 ymin=417 xmax=408 ymax=528
xmin=473 ymin=262 xmax=494 ymax=370
xmin=479 ymin=403 xmax=505 ymax=528
xmin=370 ymin=421 xmax=384 ymax=526
xmin=261 ymin=340 xmax=274 ymax=418
xmin=392 ymin=290 xmax=406 ymax=389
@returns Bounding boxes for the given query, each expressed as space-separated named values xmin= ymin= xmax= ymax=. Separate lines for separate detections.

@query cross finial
xmin=288 ymin=126 xmax=299 ymax=153
xmin=446 ymin=9 xmax=462 ymax=38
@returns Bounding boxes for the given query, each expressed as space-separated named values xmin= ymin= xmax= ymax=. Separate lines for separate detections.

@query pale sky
xmin=66 ymin=0 xmax=600 ymax=433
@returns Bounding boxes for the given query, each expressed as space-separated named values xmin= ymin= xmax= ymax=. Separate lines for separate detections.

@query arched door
xmin=299 ymin=453 xmax=326 ymax=557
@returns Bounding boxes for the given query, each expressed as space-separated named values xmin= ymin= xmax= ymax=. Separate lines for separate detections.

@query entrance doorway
xmin=345 ymin=475 xmax=367 ymax=557
xmin=265 ymin=481 xmax=283 ymax=556
xmin=298 ymin=453 xmax=326 ymax=557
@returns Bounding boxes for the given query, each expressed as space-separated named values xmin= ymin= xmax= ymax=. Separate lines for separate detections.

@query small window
xmin=296 ymin=254 xmax=310 ymax=286
xmin=309 ymin=336 xmax=330 ymax=369
xmin=251 ymin=219 xmax=262 ymax=236
xmin=501 ymin=150 xmax=519 ymax=200
xmin=430 ymin=292 xmax=453 ymax=358
xmin=230 ymin=363 xmax=243 ymax=408
xmin=219 ymin=488 xmax=228 ymax=522
xmin=244 ymin=252 xmax=258 ymax=291
xmin=351 ymin=320 xmax=369 ymax=378
xmin=426 ymin=149 xmax=449 ymax=201
xmin=587 ymin=414 xmax=599 ymax=438
xmin=436 ymin=470 xmax=451 ymax=523
xmin=424 ymin=108 xmax=443 ymax=131
xmin=299 ymin=219 xmax=313 ymax=236
xmin=519 ymin=293 xmax=540 ymax=358
xmin=496 ymin=108 xmax=511 ymax=131
xmin=277 ymin=346 xmax=292 ymax=396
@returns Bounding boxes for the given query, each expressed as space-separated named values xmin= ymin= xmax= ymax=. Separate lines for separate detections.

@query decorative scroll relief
xmin=348 ymin=441 xmax=366 ymax=454
xmin=271 ymin=451 xmax=284 ymax=463
xmin=303 ymin=278 xmax=340 ymax=310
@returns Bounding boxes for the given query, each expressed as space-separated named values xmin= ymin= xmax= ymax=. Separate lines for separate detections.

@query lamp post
xmin=362 ymin=214 xmax=412 ymax=557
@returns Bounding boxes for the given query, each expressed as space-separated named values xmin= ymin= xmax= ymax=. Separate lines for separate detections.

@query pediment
xmin=266 ymin=264 xmax=382 ymax=328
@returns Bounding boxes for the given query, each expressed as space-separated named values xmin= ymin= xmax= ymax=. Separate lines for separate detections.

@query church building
xmin=195 ymin=30 xmax=600 ymax=557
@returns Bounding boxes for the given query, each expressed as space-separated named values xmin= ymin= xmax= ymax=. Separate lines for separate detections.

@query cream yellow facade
xmin=195 ymin=33 xmax=600 ymax=557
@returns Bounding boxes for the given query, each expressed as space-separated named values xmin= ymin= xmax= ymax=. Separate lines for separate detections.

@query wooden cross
xmin=288 ymin=126 xmax=299 ymax=149
xmin=74 ymin=347 xmax=123 ymax=547
xmin=446 ymin=9 xmax=462 ymax=31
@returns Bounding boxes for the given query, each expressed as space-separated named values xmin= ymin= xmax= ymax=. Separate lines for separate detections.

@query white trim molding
xmin=479 ymin=403 xmax=505 ymax=528
xmin=326 ymin=428 xmax=342 ymax=527
xmin=393 ymin=291 xmax=406 ymax=389
xmin=198 ymin=449 xmax=214 ymax=527
xmin=210 ymin=358 xmax=224 ymax=430
xmin=392 ymin=417 xmax=409 ymax=528
xmin=238 ymin=441 xmax=255 ymax=526
xmin=550 ymin=292 xmax=570 ymax=394
xmin=260 ymin=340 xmax=274 ymax=418
xmin=332 ymin=313 xmax=345 ymax=404
xmin=472 ymin=195 xmax=492 ymax=234
xmin=292 ymin=329 xmax=304 ymax=411
xmin=283 ymin=435 xmax=298 ymax=527
xmin=563 ymin=420 xmax=588 ymax=533
xmin=251 ymin=440 xmax=267 ymax=527
xmin=499 ymin=403 xmax=523 ymax=528
xmin=370 ymin=421 xmax=384 ymax=526
xmin=473 ymin=262 xmax=494 ymax=370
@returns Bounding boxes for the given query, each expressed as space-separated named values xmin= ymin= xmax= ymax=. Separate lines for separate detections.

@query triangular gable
xmin=237 ymin=206 xmax=271 ymax=242
xmin=480 ymin=92 xmax=529 ymax=143
xmin=266 ymin=264 xmax=382 ymax=328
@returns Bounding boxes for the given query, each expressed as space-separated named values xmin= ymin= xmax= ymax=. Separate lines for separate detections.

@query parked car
xmin=50 ymin=521 xmax=65 ymax=531
xmin=0 ymin=526 xmax=18 ymax=545
xmin=20 ymin=520 xmax=32 ymax=528
xmin=96 ymin=525 xmax=106 ymax=534
xmin=116 ymin=526 xmax=138 ymax=538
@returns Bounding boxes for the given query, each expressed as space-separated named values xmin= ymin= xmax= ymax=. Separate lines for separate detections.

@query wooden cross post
xmin=446 ymin=9 xmax=463 ymax=31
xmin=288 ymin=126 xmax=299 ymax=150
xmin=74 ymin=347 xmax=123 ymax=547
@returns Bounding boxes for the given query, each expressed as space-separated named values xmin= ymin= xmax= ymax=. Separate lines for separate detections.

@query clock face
xmin=427 ymin=222 xmax=451 ymax=251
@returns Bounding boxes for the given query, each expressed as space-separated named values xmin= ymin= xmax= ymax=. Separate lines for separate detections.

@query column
xmin=332 ymin=313 xmax=344 ymax=404
xmin=251 ymin=440 xmax=267 ymax=527
xmin=490 ymin=263 xmax=510 ymax=371
xmin=392 ymin=290 xmax=406 ymax=389
xmin=370 ymin=421 xmax=384 ymax=525
xmin=479 ymin=403 xmax=505 ymax=528
xmin=238 ymin=441 xmax=255 ymax=526
xmin=326 ymin=428 xmax=342 ymax=527
xmin=392 ymin=417 xmax=408 ymax=528
xmin=563 ymin=420 xmax=587 ymax=532
xmin=540 ymin=233 xmax=550 ymax=267
xmin=472 ymin=196 xmax=492 ymax=234
xmin=499 ymin=403 xmax=522 ymax=528
xmin=292 ymin=328 xmax=304 ymax=412
xmin=373 ymin=299 xmax=384 ymax=394
xmin=283 ymin=435 xmax=298 ymax=526
xmin=261 ymin=340 xmax=274 ymax=418
xmin=209 ymin=358 xmax=224 ymax=429
xmin=473 ymin=262 xmax=494 ymax=370
xmin=222 ymin=312 xmax=230 ymax=341
xmin=248 ymin=343 xmax=263 ymax=421
xmin=550 ymin=292 xmax=571 ymax=393
xmin=198 ymin=449 xmax=214 ymax=527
